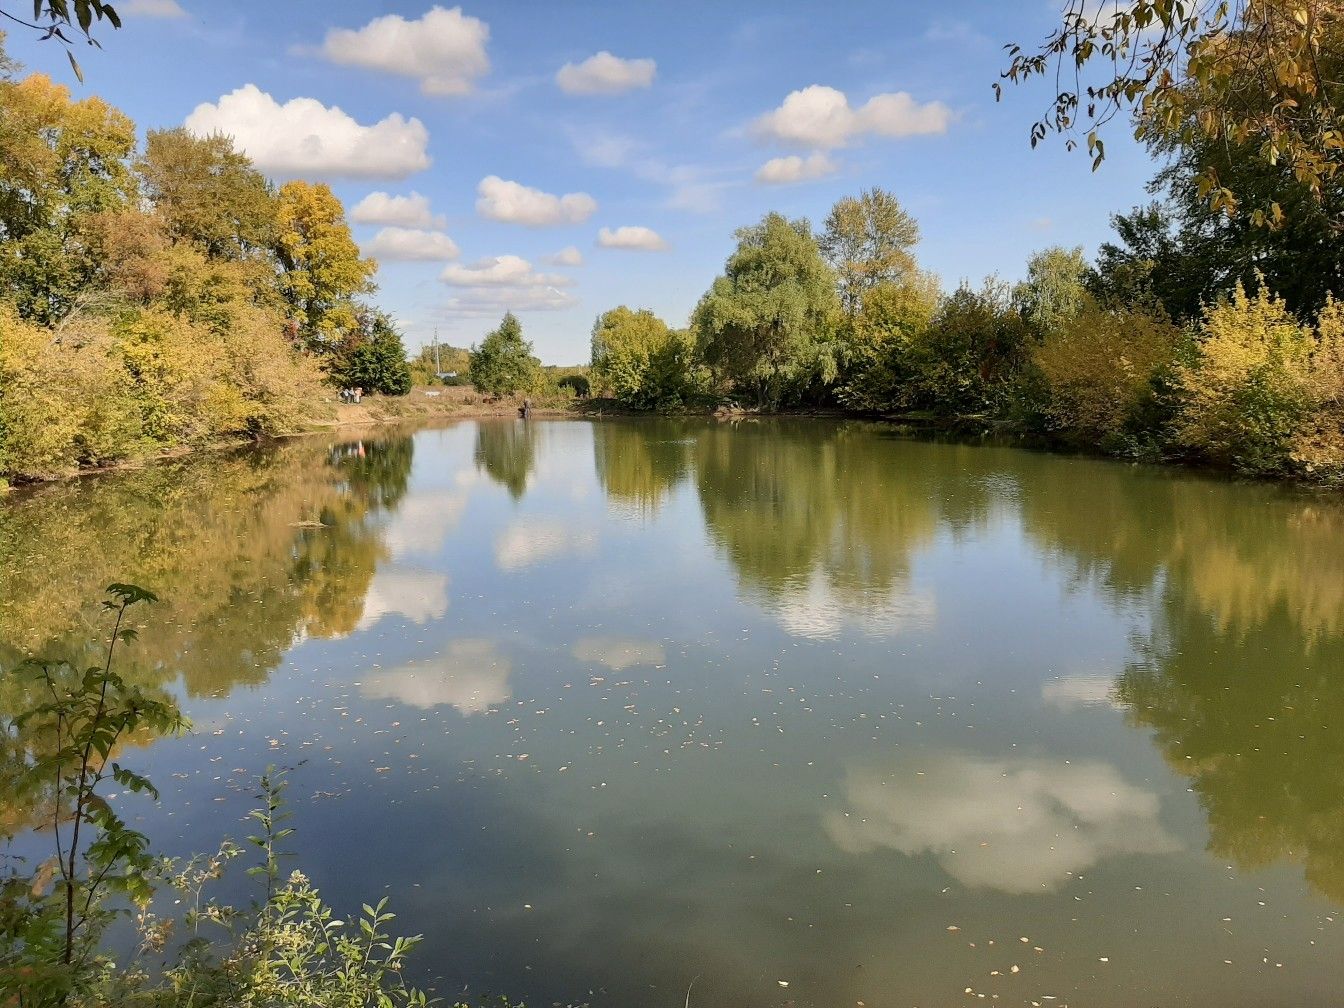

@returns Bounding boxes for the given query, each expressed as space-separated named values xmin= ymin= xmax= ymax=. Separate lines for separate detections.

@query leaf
xmin=66 ymin=49 xmax=84 ymax=83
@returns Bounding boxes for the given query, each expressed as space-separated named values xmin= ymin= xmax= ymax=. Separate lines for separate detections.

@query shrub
xmin=1175 ymin=282 xmax=1315 ymax=475
xmin=1034 ymin=298 xmax=1182 ymax=438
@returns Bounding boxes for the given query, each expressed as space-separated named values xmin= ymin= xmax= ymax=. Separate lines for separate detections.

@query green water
xmin=3 ymin=418 xmax=1343 ymax=1006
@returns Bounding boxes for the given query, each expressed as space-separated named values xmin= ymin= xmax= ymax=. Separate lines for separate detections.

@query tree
xmin=0 ymin=70 xmax=136 ymax=323
xmin=820 ymin=188 xmax=920 ymax=315
xmin=1014 ymin=246 xmax=1089 ymax=335
xmin=1175 ymin=280 xmax=1309 ymax=474
xmin=590 ymin=306 xmax=696 ymax=410
xmin=906 ymin=278 xmax=1035 ymax=417
xmin=692 ymin=212 xmax=839 ymax=409
xmin=138 ymin=129 xmax=276 ymax=261
xmin=1033 ymin=297 xmax=1182 ymax=440
xmin=469 ymin=311 xmax=541 ymax=396
xmin=272 ymin=180 xmax=375 ymax=350
xmin=835 ymin=273 xmax=941 ymax=412
xmin=328 ymin=312 xmax=412 ymax=396
xmin=999 ymin=0 xmax=1344 ymax=221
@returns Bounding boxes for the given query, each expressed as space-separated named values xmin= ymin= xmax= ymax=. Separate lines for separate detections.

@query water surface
xmin=3 ymin=418 xmax=1343 ymax=1007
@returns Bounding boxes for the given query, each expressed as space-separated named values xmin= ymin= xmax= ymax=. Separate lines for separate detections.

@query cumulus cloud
xmin=365 ymin=227 xmax=460 ymax=263
xmin=596 ymin=225 xmax=667 ymax=251
xmin=440 ymin=255 xmax=569 ymax=288
xmin=544 ymin=245 xmax=584 ymax=267
xmin=351 ymin=191 xmax=444 ymax=229
xmin=824 ymin=752 xmax=1178 ymax=893
xmin=556 ymin=51 xmax=656 ymax=94
xmin=320 ymin=5 xmax=489 ymax=96
xmin=359 ymin=640 xmax=511 ymax=715
xmin=754 ymin=152 xmax=839 ymax=185
xmin=572 ymin=637 xmax=666 ymax=670
xmin=355 ymin=567 xmax=450 ymax=631
xmin=495 ymin=519 xmax=596 ymax=571
xmin=476 ymin=176 xmax=597 ymax=227
xmin=121 ymin=0 xmax=186 ymax=16
xmin=184 ymin=85 xmax=430 ymax=179
xmin=753 ymin=84 xmax=951 ymax=150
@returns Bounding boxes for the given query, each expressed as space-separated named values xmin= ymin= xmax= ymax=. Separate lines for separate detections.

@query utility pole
xmin=432 ymin=329 xmax=441 ymax=375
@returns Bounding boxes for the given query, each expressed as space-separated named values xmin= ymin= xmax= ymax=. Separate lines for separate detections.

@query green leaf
xmin=66 ymin=49 xmax=84 ymax=83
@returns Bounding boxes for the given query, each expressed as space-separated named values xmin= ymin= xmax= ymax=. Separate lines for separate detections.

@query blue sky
xmin=6 ymin=1 xmax=1158 ymax=364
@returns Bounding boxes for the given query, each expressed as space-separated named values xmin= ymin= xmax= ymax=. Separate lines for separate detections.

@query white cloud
xmin=476 ymin=176 xmax=597 ymax=227
xmin=440 ymin=255 xmax=570 ymax=288
xmin=355 ymin=567 xmax=450 ymax=631
xmin=120 ymin=0 xmax=186 ymax=16
xmin=351 ymin=191 xmax=444 ymax=229
xmin=495 ymin=519 xmax=596 ymax=571
xmin=572 ymin=637 xmax=666 ymax=670
xmin=366 ymin=227 xmax=460 ymax=262
xmin=184 ymin=85 xmax=430 ymax=179
xmin=382 ymin=491 xmax=469 ymax=557
xmin=320 ymin=5 xmax=489 ymax=96
xmin=768 ymin=569 xmax=935 ymax=640
xmin=359 ymin=640 xmax=510 ymax=715
xmin=437 ymin=286 xmax=577 ymax=318
xmin=753 ymin=84 xmax=951 ymax=150
xmin=556 ymin=51 xmax=656 ymax=95
xmin=1041 ymin=674 xmax=1122 ymax=710
xmin=824 ymin=752 xmax=1178 ymax=893
xmin=544 ymin=246 xmax=584 ymax=267
xmin=596 ymin=225 xmax=667 ymax=251
xmin=754 ymin=152 xmax=839 ymax=185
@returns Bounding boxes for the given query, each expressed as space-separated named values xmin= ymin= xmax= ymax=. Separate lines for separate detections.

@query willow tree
xmin=999 ymin=0 xmax=1344 ymax=224
xmin=691 ymin=213 xmax=838 ymax=409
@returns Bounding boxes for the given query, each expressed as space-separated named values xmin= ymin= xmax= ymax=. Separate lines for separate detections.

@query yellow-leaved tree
xmin=273 ymin=181 xmax=376 ymax=351
xmin=1034 ymin=298 xmax=1182 ymax=438
xmin=1176 ymin=282 xmax=1316 ymax=474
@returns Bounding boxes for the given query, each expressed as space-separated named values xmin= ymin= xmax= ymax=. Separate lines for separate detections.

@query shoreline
xmin=3 ymin=386 xmax=1339 ymax=494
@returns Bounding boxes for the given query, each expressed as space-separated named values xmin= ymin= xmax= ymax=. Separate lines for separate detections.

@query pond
xmin=3 ymin=417 xmax=1344 ymax=1007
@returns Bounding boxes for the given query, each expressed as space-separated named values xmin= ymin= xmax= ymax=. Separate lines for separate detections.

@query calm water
xmin=4 ymin=418 xmax=1344 ymax=1007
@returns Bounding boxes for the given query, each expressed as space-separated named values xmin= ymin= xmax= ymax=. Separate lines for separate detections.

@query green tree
xmin=468 ymin=311 xmax=541 ymax=396
xmin=907 ymin=278 xmax=1035 ymax=417
xmin=1014 ymin=246 xmax=1088 ymax=335
xmin=590 ymin=306 xmax=696 ymax=410
xmin=137 ymin=129 xmax=276 ymax=261
xmin=692 ymin=212 xmax=839 ymax=409
xmin=835 ymin=273 xmax=941 ymax=412
xmin=820 ymin=188 xmax=920 ymax=315
xmin=273 ymin=180 xmax=375 ymax=350
xmin=0 ymin=69 xmax=136 ymax=324
xmin=328 ymin=312 xmax=412 ymax=396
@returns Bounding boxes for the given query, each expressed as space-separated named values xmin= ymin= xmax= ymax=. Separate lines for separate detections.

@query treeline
xmin=0 ymin=38 xmax=410 ymax=484
xmin=587 ymin=49 xmax=1344 ymax=484
xmin=586 ymin=185 xmax=1344 ymax=482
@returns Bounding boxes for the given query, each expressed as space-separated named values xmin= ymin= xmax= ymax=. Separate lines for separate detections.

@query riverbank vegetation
xmin=584 ymin=5 xmax=1344 ymax=483
xmin=0 ymin=36 xmax=412 ymax=485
